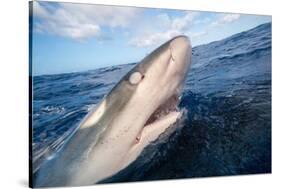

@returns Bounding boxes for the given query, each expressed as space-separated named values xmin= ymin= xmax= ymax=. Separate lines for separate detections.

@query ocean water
xmin=32 ymin=23 xmax=272 ymax=182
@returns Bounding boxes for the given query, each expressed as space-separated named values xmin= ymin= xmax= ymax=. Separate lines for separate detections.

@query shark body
xmin=34 ymin=36 xmax=192 ymax=187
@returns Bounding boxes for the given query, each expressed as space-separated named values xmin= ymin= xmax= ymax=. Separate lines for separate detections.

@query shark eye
xmin=129 ymin=72 xmax=143 ymax=85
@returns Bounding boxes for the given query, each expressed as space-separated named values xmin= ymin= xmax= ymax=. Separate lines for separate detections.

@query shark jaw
xmin=136 ymin=93 xmax=183 ymax=143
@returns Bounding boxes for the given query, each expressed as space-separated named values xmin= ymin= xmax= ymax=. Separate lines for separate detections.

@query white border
xmin=0 ymin=0 xmax=280 ymax=188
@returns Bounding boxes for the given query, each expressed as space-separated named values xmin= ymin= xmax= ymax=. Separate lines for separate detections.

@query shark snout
xmin=170 ymin=36 xmax=190 ymax=50
xmin=169 ymin=36 xmax=191 ymax=66
xmin=166 ymin=35 xmax=192 ymax=79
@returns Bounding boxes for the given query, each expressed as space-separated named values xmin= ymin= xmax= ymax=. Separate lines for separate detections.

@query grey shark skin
xmin=34 ymin=36 xmax=192 ymax=187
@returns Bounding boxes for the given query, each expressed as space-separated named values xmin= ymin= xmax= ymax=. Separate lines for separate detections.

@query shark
xmin=33 ymin=35 xmax=192 ymax=187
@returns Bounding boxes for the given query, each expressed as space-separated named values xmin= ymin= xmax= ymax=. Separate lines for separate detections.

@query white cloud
xmin=33 ymin=2 xmax=141 ymax=41
xmin=221 ymin=14 xmax=241 ymax=22
xmin=129 ymin=30 xmax=182 ymax=48
xmin=129 ymin=12 xmax=199 ymax=47
xmin=188 ymin=13 xmax=241 ymax=40
xmin=32 ymin=2 xmax=241 ymax=46
xmin=194 ymin=17 xmax=211 ymax=25
xmin=211 ymin=14 xmax=240 ymax=27
xmin=189 ymin=31 xmax=208 ymax=38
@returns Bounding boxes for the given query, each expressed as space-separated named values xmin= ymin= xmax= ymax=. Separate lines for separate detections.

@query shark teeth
xmin=144 ymin=94 xmax=180 ymax=127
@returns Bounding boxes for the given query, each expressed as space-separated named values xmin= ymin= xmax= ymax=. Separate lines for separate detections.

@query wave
xmin=32 ymin=22 xmax=272 ymax=178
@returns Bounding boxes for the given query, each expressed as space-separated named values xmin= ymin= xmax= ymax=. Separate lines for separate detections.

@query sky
xmin=31 ymin=1 xmax=271 ymax=76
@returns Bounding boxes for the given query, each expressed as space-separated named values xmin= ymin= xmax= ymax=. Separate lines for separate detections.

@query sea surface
xmin=32 ymin=23 xmax=272 ymax=181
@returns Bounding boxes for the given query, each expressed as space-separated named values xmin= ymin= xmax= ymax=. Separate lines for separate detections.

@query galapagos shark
xmin=33 ymin=35 xmax=192 ymax=187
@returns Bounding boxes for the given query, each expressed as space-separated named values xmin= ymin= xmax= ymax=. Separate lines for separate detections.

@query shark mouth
xmin=135 ymin=93 xmax=183 ymax=143
xmin=144 ymin=94 xmax=181 ymax=127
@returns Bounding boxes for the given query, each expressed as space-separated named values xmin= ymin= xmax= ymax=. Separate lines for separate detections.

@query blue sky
xmin=31 ymin=1 xmax=271 ymax=75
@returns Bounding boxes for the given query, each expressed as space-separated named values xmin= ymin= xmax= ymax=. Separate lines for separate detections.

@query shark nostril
xmin=169 ymin=46 xmax=176 ymax=64
xmin=170 ymin=57 xmax=175 ymax=64
xmin=135 ymin=136 xmax=141 ymax=143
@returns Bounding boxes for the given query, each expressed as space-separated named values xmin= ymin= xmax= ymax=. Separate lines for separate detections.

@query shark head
xmin=34 ymin=36 xmax=192 ymax=187
xmin=116 ymin=35 xmax=191 ymax=142
xmin=78 ymin=35 xmax=192 ymax=182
